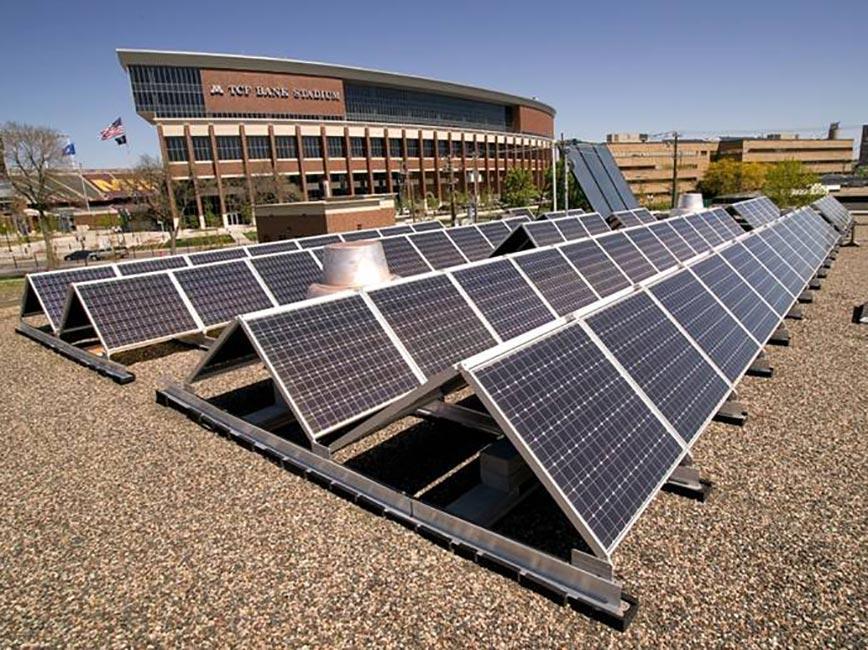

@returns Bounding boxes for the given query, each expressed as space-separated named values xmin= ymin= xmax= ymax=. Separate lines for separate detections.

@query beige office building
xmin=716 ymin=135 xmax=855 ymax=174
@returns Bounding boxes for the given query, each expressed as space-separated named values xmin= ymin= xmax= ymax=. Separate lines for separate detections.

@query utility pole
xmin=670 ymin=131 xmax=680 ymax=209
xmin=551 ymin=143 xmax=557 ymax=211
xmin=471 ymin=151 xmax=480 ymax=224
xmin=561 ymin=134 xmax=569 ymax=213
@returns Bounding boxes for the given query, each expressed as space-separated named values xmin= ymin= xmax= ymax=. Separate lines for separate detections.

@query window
xmin=422 ymin=139 xmax=435 ymax=157
xmin=275 ymin=135 xmax=297 ymax=159
xmin=246 ymin=135 xmax=271 ymax=160
xmin=164 ymin=136 xmax=188 ymax=162
xmin=437 ymin=140 xmax=449 ymax=157
xmin=350 ymin=137 xmax=367 ymax=157
xmin=369 ymin=137 xmax=385 ymax=157
xmin=327 ymin=136 xmax=345 ymax=158
xmin=486 ymin=142 xmax=495 ymax=158
xmin=406 ymin=138 xmax=419 ymax=158
xmin=451 ymin=140 xmax=463 ymax=157
xmin=130 ymin=65 xmax=205 ymax=118
xmin=389 ymin=138 xmax=404 ymax=159
xmin=303 ymin=136 xmax=323 ymax=158
xmin=190 ymin=136 xmax=212 ymax=161
xmin=216 ymin=136 xmax=242 ymax=161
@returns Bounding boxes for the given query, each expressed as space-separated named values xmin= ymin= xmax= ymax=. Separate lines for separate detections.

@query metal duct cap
xmin=306 ymin=239 xmax=397 ymax=298
xmin=671 ymin=192 xmax=704 ymax=216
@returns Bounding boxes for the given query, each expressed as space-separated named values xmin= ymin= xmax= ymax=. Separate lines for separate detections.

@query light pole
xmin=440 ymin=156 xmax=457 ymax=227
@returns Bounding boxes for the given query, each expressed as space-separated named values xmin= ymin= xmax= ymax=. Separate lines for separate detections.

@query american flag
xmin=99 ymin=117 xmax=125 ymax=141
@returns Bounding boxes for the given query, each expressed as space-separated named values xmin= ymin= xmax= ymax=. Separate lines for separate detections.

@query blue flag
xmin=62 ymin=141 xmax=76 ymax=156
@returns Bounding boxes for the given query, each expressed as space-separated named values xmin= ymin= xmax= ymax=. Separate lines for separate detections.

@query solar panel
xmin=28 ymin=265 xmax=118 ymax=331
xmin=560 ymin=240 xmax=631 ymax=297
xmin=380 ymin=237 xmax=432 ymax=277
xmin=579 ymin=213 xmax=611 ymax=236
xmin=595 ymin=143 xmax=640 ymax=209
xmin=476 ymin=220 xmax=511 ymax=246
xmin=566 ymin=149 xmax=609 ymax=216
xmin=596 ymin=233 xmax=657 ymax=283
xmin=72 ymin=273 xmax=199 ymax=352
xmin=758 ymin=229 xmax=813 ymax=280
xmin=690 ymin=255 xmax=780 ymax=342
xmin=624 ymin=228 xmax=678 ymax=273
xmin=470 ymin=322 xmax=683 ymax=554
xmin=341 ymin=230 xmax=381 ymax=242
xmin=579 ymin=146 xmax=627 ymax=212
xmin=298 ymin=234 xmax=342 ymax=249
xmin=741 ymin=235 xmax=805 ymax=296
xmin=249 ymin=251 xmax=322 ymax=305
xmin=248 ymin=240 xmax=301 ymax=256
xmin=633 ymin=207 xmax=657 ymax=224
xmin=244 ymin=295 xmax=420 ymax=436
xmin=772 ymin=220 xmax=823 ymax=267
xmin=368 ymin=275 xmax=497 ymax=377
xmin=378 ymin=225 xmax=414 ymax=237
xmin=175 ymin=261 xmax=274 ymax=328
xmin=732 ymin=197 xmax=777 ymax=229
xmin=668 ymin=218 xmax=710 ymax=254
xmin=117 ymin=256 xmax=189 ymax=276
xmin=650 ymin=271 xmax=758 ymax=382
xmin=411 ymin=220 xmax=444 ymax=232
xmin=445 ymin=226 xmax=494 ymax=261
xmin=551 ymin=216 xmax=586 ymax=241
xmin=524 ymin=221 xmax=566 ymax=247
xmin=503 ymin=216 xmax=531 ymax=230
xmin=707 ymin=208 xmax=745 ymax=239
xmin=649 ymin=222 xmax=694 ymax=262
xmin=452 ymin=259 xmax=553 ymax=340
xmin=719 ymin=242 xmax=794 ymax=316
xmin=587 ymin=292 xmax=730 ymax=445
xmin=610 ymin=210 xmax=643 ymax=229
xmin=812 ymin=195 xmax=851 ymax=232
xmin=187 ymin=247 xmax=249 ymax=265
xmin=513 ymin=249 xmax=598 ymax=316
xmin=409 ymin=231 xmax=467 ymax=269
xmin=687 ymin=213 xmax=726 ymax=247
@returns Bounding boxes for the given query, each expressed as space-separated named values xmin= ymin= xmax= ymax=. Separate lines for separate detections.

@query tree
xmin=763 ymin=160 xmax=822 ymax=208
xmin=544 ymin=157 xmax=589 ymax=211
xmin=224 ymin=175 xmax=301 ymax=225
xmin=699 ymin=159 xmax=766 ymax=197
xmin=123 ymin=155 xmax=194 ymax=254
xmin=501 ymin=167 xmax=537 ymax=208
xmin=1 ymin=121 xmax=70 ymax=268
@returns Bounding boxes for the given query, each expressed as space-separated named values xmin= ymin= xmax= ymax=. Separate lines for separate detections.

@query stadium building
xmin=117 ymin=50 xmax=555 ymax=227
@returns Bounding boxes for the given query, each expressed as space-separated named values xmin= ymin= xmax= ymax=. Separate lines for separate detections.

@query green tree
xmin=699 ymin=159 xmax=766 ymax=197
xmin=501 ymin=167 xmax=537 ymax=208
xmin=763 ymin=160 xmax=822 ymax=208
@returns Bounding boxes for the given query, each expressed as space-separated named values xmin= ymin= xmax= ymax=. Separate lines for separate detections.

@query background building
xmin=118 ymin=50 xmax=555 ymax=228
xmin=716 ymin=133 xmax=854 ymax=174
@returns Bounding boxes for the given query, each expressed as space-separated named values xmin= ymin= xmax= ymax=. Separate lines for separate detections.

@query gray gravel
xmin=0 ymin=233 xmax=866 ymax=647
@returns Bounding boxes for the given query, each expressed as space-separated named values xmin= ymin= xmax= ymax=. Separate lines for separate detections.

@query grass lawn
xmin=0 ymin=278 xmax=24 ymax=309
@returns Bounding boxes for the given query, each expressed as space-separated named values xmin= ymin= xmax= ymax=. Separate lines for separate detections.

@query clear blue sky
xmin=2 ymin=0 xmax=865 ymax=168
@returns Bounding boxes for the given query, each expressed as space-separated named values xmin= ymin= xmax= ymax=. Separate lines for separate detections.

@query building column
xmin=384 ymin=127 xmax=394 ymax=195
xmin=295 ymin=126 xmax=308 ymax=201
xmin=433 ymin=130 xmax=442 ymax=203
xmin=364 ymin=127 xmax=374 ymax=196
xmin=267 ymin=124 xmax=281 ymax=207
xmin=494 ymin=138 xmax=502 ymax=197
xmin=320 ymin=126 xmax=331 ymax=198
xmin=208 ymin=124 xmax=227 ymax=220
xmin=460 ymin=133 xmax=468 ymax=194
xmin=183 ymin=124 xmax=205 ymax=229
xmin=343 ymin=127 xmax=354 ymax=197
xmin=483 ymin=134 xmax=491 ymax=199
xmin=238 ymin=125 xmax=255 ymax=228
xmin=156 ymin=124 xmax=179 ymax=226
xmin=417 ymin=130 xmax=425 ymax=210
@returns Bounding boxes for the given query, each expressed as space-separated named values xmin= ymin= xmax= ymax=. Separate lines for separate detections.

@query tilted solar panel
xmin=596 ymin=233 xmax=657 ymax=283
xmin=247 ymin=240 xmax=301 ymax=256
xmin=368 ymin=275 xmax=497 ymax=377
xmin=566 ymin=148 xmax=609 ymax=216
xmin=117 ymin=256 xmax=189 ymax=276
xmin=378 ymin=225 xmax=414 ymax=237
xmin=453 ymin=259 xmax=553 ymax=340
xmin=298 ymin=234 xmax=342 ymax=249
xmin=595 ymin=143 xmax=640 ymax=209
xmin=409 ymin=231 xmax=467 ymax=269
xmin=650 ymin=271 xmax=758 ymax=382
xmin=524 ymin=221 xmax=566 ymax=247
xmin=686 ymin=213 xmax=725 ymax=247
xmin=624 ymin=228 xmax=678 ymax=273
xmin=470 ymin=322 xmax=683 ymax=555
xmin=610 ymin=210 xmax=643 ymax=229
xmin=560 ymin=240 xmax=632 ymax=297
xmin=187 ymin=247 xmax=249 ymax=265
xmin=668 ymin=218 xmax=710 ymax=254
xmin=758 ymin=230 xmax=813 ymax=280
xmin=552 ymin=217 xmax=586 ymax=241
xmin=718 ymin=243 xmax=794 ymax=317
xmin=28 ymin=266 xmax=118 ymax=331
xmin=476 ymin=220 xmax=511 ymax=246
xmin=380 ymin=237 xmax=432 ymax=277
xmin=741 ymin=235 xmax=805 ymax=296
xmin=579 ymin=146 xmax=627 ymax=212
xmin=579 ymin=213 xmax=611 ymax=236
xmin=175 ymin=261 xmax=274 ymax=328
xmin=244 ymin=295 xmax=420 ymax=437
xmin=249 ymin=251 xmax=322 ymax=305
xmin=411 ymin=220 xmax=445 ymax=232
xmin=649 ymin=222 xmax=695 ymax=262
xmin=445 ymin=226 xmax=494 ymax=261
xmin=513 ymin=249 xmax=598 ymax=316
xmin=341 ymin=230 xmax=381 ymax=242
xmin=707 ymin=208 xmax=745 ymax=239
xmin=587 ymin=292 xmax=730 ymax=445
xmin=633 ymin=207 xmax=657 ymax=224
xmin=772 ymin=220 xmax=823 ymax=267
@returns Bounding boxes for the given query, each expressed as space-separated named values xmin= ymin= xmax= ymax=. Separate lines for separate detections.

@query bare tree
xmin=1 ymin=121 xmax=69 ymax=268
xmin=124 ymin=155 xmax=194 ymax=255
xmin=224 ymin=175 xmax=301 ymax=224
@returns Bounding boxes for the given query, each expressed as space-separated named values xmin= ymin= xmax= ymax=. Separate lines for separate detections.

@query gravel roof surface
xmin=1 ymin=231 xmax=866 ymax=647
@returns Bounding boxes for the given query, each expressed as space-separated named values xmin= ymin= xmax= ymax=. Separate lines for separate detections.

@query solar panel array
xmin=492 ymin=213 xmax=610 ymax=255
xmin=565 ymin=142 xmax=640 ymax=216
xmin=729 ymin=196 xmax=780 ymax=228
xmin=609 ymin=207 xmax=657 ymax=229
xmin=23 ymin=216 xmax=528 ymax=334
xmin=812 ymin=195 xmax=852 ymax=233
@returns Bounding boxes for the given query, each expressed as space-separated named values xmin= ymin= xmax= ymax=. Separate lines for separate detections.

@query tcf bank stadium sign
xmin=209 ymin=84 xmax=342 ymax=101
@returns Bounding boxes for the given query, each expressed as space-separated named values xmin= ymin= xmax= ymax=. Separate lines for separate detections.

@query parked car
xmin=64 ymin=249 xmax=97 ymax=262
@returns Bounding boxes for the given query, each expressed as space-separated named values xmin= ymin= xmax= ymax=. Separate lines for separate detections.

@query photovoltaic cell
xmin=410 ymin=231 xmax=467 ymax=269
xmin=552 ymin=217 xmax=586 ymax=241
xmin=707 ymin=208 xmax=744 ymax=239
xmin=741 ymin=236 xmax=805 ymax=296
xmin=411 ymin=220 xmax=444 ymax=232
xmin=595 ymin=143 xmax=639 ymax=209
xmin=248 ymin=240 xmax=300 ymax=256
xmin=566 ymin=148 xmax=609 ymax=216
xmin=758 ymin=230 xmax=812 ymax=280
xmin=175 ymin=261 xmax=273 ymax=328
xmin=579 ymin=146 xmax=627 ymax=212
xmin=610 ymin=210 xmax=643 ymax=229
xmin=596 ymin=233 xmax=657 ymax=283
xmin=369 ymin=275 xmax=496 ymax=377
xmin=445 ymin=226 xmax=494 ymax=261
xmin=117 ymin=256 xmax=189 ymax=276
xmin=524 ymin=221 xmax=565 ymax=247
xmin=719 ymin=243 xmax=793 ymax=316
xmin=649 ymin=222 xmax=694 ymax=262
xmin=453 ymin=259 xmax=553 ymax=340
xmin=187 ymin=247 xmax=248 ymax=265
xmin=587 ymin=292 xmax=730 ymax=445
xmin=75 ymin=274 xmax=199 ymax=351
xmin=560 ymin=240 xmax=631 ymax=297
xmin=513 ymin=249 xmax=598 ymax=316
xmin=691 ymin=256 xmax=780 ymax=342
xmin=378 ymin=225 xmax=413 ymax=237
xmin=650 ymin=271 xmax=758 ymax=382
xmin=687 ymin=213 xmax=725 ymax=246
xmin=668 ymin=218 xmax=710 ymax=254
xmin=477 ymin=220 xmax=511 ymax=246
xmin=29 ymin=266 xmax=118 ymax=331
xmin=380 ymin=237 xmax=432 ymax=276
xmin=472 ymin=322 xmax=683 ymax=553
xmin=250 ymin=252 xmax=322 ymax=305
xmin=245 ymin=295 xmax=420 ymax=436
xmin=503 ymin=217 xmax=530 ymax=231
xmin=772 ymin=221 xmax=822 ymax=267
xmin=341 ymin=230 xmax=381 ymax=242
xmin=633 ymin=208 xmax=657 ymax=224
xmin=579 ymin=213 xmax=610 ymax=236
xmin=624 ymin=229 xmax=677 ymax=272
xmin=298 ymin=235 xmax=342 ymax=249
